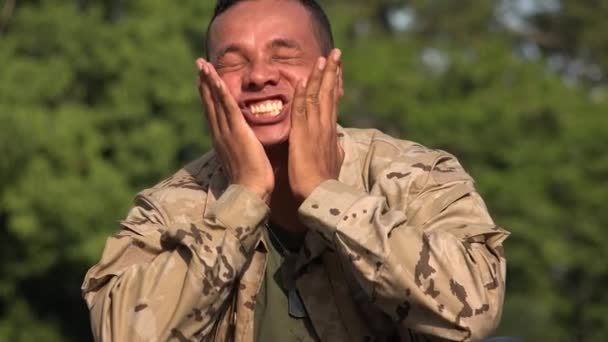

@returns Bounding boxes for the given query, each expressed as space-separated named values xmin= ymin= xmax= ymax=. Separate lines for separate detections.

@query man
xmin=82 ymin=0 xmax=509 ymax=341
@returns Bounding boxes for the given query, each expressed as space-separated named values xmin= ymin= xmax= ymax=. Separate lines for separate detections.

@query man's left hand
xmin=288 ymin=48 xmax=344 ymax=201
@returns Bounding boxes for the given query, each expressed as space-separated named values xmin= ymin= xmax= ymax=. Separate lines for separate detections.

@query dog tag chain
xmin=268 ymin=224 xmax=308 ymax=319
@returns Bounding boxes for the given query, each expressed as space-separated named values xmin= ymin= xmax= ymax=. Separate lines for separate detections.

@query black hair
xmin=206 ymin=0 xmax=334 ymax=56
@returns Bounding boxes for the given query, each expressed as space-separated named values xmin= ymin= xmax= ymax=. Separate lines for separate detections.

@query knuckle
xmin=295 ymin=102 xmax=306 ymax=115
xmin=318 ymin=91 xmax=330 ymax=102
xmin=305 ymin=93 xmax=319 ymax=105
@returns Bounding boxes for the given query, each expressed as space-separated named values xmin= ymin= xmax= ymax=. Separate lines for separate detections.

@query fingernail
xmin=332 ymin=49 xmax=342 ymax=62
xmin=318 ymin=57 xmax=326 ymax=70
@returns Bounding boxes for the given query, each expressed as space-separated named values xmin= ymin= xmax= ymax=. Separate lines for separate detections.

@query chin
xmin=252 ymin=124 xmax=291 ymax=147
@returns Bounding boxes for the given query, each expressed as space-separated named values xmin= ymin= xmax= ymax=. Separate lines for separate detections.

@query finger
xmin=304 ymin=57 xmax=326 ymax=123
xmin=196 ymin=59 xmax=220 ymax=137
xmin=332 ymin=81 xmax=339 ymax=124
xmin=203 ymin=62 xmax=231 ymax=133
xmin=320 ymin=49 xmax=341 ymax=123
xmin=331 ymin=64 xmax=341 ymax=124
xmin=206 ymin=63 xmax=245 ymax=131
xmin=201 ymin=81 xmax=221 ymax=137
xmin=290 ymin=80 xmax=307 ymax=129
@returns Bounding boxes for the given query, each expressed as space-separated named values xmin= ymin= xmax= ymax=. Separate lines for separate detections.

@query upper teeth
xmin=249 ymin=100 xmax=283 ymax=116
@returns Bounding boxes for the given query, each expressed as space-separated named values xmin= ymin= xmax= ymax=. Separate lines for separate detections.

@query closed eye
xmin=274 ymin=55 xmax=297 ymax=61
xmin=215 ymin=54 xmax=248 ymax=72
xmin=271 ymin=52 xmax=303 ymax=65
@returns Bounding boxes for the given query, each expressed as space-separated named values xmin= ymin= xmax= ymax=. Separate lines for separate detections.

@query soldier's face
xmin=207 ymin=0 xmax=327 ymax=146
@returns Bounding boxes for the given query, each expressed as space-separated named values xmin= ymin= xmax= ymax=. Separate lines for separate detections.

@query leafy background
xmin=0 ymin=0 xmax=606 ymax=341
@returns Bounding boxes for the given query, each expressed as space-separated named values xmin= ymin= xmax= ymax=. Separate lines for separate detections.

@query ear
xmin=336 ymin=62 xmax=344 ymax=98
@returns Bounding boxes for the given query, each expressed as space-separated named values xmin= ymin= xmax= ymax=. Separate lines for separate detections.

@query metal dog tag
xmin=282 ymin=255 xmax=307 ymax=319
xmin=288 ymin=289 xmax=308 ymax=319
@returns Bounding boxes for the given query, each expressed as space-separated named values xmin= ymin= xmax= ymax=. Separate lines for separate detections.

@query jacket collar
xmin=201 ymin=125 xmax=365 ymax=260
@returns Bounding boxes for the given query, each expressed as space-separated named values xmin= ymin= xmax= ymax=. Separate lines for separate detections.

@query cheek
xmin=280 ymin=65 xmax=314 ymax=86
xmin=280 ymin=71 xmax=304 ymax=98
xmin=219 ymin=73 xmax=244 ymax=97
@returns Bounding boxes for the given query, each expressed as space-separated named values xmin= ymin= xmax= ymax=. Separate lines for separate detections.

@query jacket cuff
xmin=298 ymin=179 xmax=365 ymax=239
xmin=212 ymin=184 xmax=270 ymax=240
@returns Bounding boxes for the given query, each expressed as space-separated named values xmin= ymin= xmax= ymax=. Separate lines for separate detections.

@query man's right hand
xmin=196 ymin=58 xmax=274 ymax=203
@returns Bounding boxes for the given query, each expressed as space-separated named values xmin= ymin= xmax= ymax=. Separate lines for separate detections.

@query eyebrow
xmin=269 ymin=38 xmax=302 ymax=51
xmin=214 ymin=37 xmax=303 ymax=61
xmin=214 ymin=44 xmax=243 ymax=61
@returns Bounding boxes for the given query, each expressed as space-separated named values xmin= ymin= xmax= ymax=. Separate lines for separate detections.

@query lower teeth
xmin=254 ymin=110 xmax=279 ymax=116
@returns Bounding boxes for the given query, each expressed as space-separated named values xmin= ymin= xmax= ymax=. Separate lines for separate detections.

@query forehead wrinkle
xmin=207 ymin=0 xmax=324 ymax=59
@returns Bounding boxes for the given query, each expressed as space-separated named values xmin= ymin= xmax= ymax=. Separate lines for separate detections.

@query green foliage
xmin=0 ymin=1 xmax=605 ymax=341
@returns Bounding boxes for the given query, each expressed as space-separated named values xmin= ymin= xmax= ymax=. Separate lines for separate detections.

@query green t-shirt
xmin=254 ymin=223 xmax=319 ymax=341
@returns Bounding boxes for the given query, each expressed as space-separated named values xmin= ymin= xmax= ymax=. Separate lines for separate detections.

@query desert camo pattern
xmin=82 ymin=126 xmax=509 ymax=341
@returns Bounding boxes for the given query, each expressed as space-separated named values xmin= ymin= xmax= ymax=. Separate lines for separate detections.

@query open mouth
xmin=246 ymin=98 xmax=284 ymax=117
xmin=248 ymin=100 xmax=283 ymax=116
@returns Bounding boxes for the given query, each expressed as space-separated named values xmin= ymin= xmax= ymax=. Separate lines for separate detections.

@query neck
xmin=264 ymin=142 xmax=288 ymax=168
xmin=264 ymin=142 xmax=308 ymax=234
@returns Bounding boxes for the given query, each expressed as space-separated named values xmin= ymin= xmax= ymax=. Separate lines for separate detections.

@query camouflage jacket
xmin=82 ymin=127 xmax=509 ymax=342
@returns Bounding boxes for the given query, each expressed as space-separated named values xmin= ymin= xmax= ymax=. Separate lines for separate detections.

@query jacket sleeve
xmin=298 ymin=152 xmax=509 ymax=341
xmin=81 ymin=184 xmax=268 ymax=341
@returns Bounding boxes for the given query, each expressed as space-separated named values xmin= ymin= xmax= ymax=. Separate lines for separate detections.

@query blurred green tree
xmin=0 ymin=0 xmax=605 ymax=341
xmin=333 ymin=1 xmax=608 ymax=340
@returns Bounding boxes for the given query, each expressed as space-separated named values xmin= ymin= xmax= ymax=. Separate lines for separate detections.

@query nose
xmin=242 ymin=59 xmax=280 ymax=91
